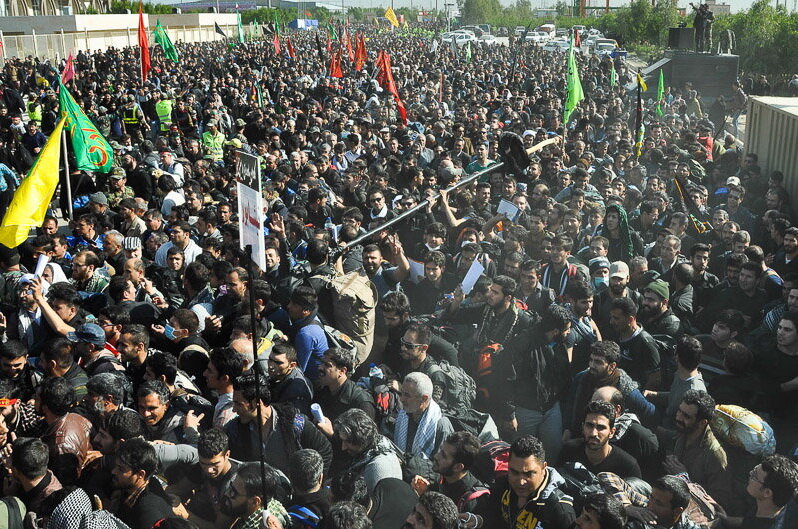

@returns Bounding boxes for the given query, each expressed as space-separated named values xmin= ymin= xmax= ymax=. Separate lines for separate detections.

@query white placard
xmin=460 ymin=259 xmax=485 ymax=295
xmin=497 ymin=199 xmax=520 ymax=222
xmin=237 ymin=151 xmax=266 ymax=272
xmin=408 ymin=259 xmax=425 ymax=283
xmin=34 ymin=254 xmax=49 ymax=277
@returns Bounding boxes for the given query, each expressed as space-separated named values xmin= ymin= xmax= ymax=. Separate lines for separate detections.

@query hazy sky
xmin=344 ymin=0 xmax=764 ymax=14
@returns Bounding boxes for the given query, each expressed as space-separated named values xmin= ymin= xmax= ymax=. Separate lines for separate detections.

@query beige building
xmin=1 ymin=0 xmax=110 ymax=16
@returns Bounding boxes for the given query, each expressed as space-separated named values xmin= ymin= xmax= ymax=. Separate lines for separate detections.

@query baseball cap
xmin=609 ymin=261 xmax=629 ymax=279
xmin=589 ymin=257 xmax=611 ymax=274
xmin=224 ymin=138 xmax=243 ymax=149
xmin=110 ymin=167 xmax=126 ymax=180
xmin=66 ymin=323 xmax=106 ymax=346
xmin=726 ymin=176 xmax=741 ymax=187
xmin=645 ymin=279 xmax=670 ymax=300
xmin=89 ymin=192 xmax=108 ymax=206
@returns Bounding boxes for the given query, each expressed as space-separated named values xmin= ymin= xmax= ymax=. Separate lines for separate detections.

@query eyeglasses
xmin=400 ymin=338 xmax=423 ymax=349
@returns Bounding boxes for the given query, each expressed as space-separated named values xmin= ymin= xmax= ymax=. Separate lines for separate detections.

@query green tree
xmin=461 ymin=0 xmax=501 ymax=25
xmin=348 ymin=7 xmax=365 ymax=21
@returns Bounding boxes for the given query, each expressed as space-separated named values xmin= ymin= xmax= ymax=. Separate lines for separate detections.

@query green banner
xmin=59 ymin=80 xmax=113 ymax=173
xmin=154 ymin=20 xmax=179 ymax=62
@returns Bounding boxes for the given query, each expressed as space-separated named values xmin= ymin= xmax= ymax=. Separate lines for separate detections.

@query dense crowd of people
xmin=0 ymin=22 xmax=796 ymax=529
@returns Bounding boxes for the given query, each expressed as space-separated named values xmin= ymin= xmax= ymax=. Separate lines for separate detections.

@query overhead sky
xmin=338 ymin=0 xmax=762 ymax=14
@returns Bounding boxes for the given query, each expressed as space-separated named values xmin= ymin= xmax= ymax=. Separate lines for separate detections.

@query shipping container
xmin=745 ymin=97 xmax=798 ymax=204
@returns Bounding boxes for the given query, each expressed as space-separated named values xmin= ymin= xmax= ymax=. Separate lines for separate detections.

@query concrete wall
xmin=0 ymin=13 xmax=243 ymax=61
xmin=0 ymin=13 xmax=239 ymax=35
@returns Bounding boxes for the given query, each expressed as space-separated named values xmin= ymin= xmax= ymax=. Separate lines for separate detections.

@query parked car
xmin=525 ymin=31 xmax=549 ymax=44
xmin=543 ymin=39 xmax=571 ymax=52
xmin=454 ymin=33 xmax=477 ymax=47
xmin=515 ymin=26 xmax=526 ymax=36
xmin=479 ymin=34 xmax=498 ymax=45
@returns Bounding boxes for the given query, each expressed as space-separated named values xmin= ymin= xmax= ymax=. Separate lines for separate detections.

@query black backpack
xmin=556 ymin=462 xmax=605 ymax=512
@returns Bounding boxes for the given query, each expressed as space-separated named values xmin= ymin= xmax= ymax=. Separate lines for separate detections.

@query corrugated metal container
xmin=745 ymin=97 xmax=798 ymax=203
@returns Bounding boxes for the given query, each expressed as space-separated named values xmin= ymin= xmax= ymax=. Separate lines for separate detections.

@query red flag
xmin=375 ymin=50 xmax=387 ymax=87
xmin=376 ymin=51 xmax=407 ymax=125
xmin=61 ymin=52 xmax=75 ymax=84
xmin=575 ymin=30 xmax=581 ymax=47
xmin=138 ymin=1 xmax=150 ymax=82
xmin=355 ymin=32 xmax=367 ymax=71
xmin=326 ymin=34 xmax=332 ymax=54
xmin=395 ymin=97 xmax=407 ymax=125
xmin=273 ymin=33 xmax=281 ymax=55
xmin=329 ymin=48 xmax=343 ymax=78
xmin=286 ymin=36 xmax=296 ymax=59
xmin=346 ymin=34 xmax=355 ymax=63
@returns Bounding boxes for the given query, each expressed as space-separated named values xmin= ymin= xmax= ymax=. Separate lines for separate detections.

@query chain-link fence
xmin=0 ymin=24 xmax=251 ymax=62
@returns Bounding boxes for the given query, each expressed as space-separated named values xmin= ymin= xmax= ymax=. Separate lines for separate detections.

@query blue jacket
xmin=291 ymin=311 xmax=327 ymax=380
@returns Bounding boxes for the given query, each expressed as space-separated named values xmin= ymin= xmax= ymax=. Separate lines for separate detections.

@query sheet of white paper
xmin=497 ymin=199 xmax=520 ymax=222
xmin=460 ymin=260 xmax=485 ymax=295
xmin=34 ymin=254 xmax=49 ymax=277
xmin=409 ymin=259 xmax=425 ymax=283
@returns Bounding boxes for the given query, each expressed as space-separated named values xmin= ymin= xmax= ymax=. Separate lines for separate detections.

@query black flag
xmin=315 ymin=32 xmax=324 ymax=61
xmin=215 ymin=22 xmax=227 ymax=38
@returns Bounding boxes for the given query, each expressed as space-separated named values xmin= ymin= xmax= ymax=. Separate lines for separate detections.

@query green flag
xmin=563 ymin=37 xmax=584 ymax=124
xmin=327 ymin=24 xmax=338 ymax=40
xmin=464 ymin=41 xmax=472 ymax=62
xmin=610 ymin=66 xmax=617 ymax=87
xmin=274 ymin=13 xmax=280 ymax=36
xmin=58 ymin=80 xmax=113 ymax=173
xmin=237 ymin=13 xmax=245 ymax=44
xmin=655 ymin=69 xmax=665 ymax=116
xmin=153 ymin=20 xmax=179 ymax=62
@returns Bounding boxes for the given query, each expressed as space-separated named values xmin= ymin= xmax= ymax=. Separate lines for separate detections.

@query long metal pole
xmin=245 ymin=243 xmax=269 ymax=504
xmin=338 ymin=135 xmax=562 ymax=254
xmin=62 ymin=127 xmax=73 ymax=220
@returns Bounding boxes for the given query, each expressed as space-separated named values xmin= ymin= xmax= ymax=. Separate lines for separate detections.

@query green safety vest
xmin=155 ymin=99 xmax=174 ymax=131
xmin=202 ymin=131 xmax=224 ymax=161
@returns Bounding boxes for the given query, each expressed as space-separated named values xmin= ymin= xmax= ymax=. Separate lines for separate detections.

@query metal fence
xmin=0 ymin=24 xmax=252 ymax=62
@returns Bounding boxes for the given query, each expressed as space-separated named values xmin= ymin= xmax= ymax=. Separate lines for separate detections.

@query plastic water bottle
xmin=325 ymin=217 xmax=337 ymax=242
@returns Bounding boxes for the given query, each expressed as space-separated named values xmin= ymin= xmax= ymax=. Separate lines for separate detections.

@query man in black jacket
xmin=267 ymin=343 xmax=314 ymax=415
xmin=225 ymin=372 xmax=332 ymax=477
xmin=314 ymin=347 xmax=377 ymax=433
xmin=497 ymin=305 xmax=572 ymax=463
xmin=111 ymin=438 xmax=174 ymax=529
xmin=429 ymin=431 xmax=491 ymax=514
xmin=287 ymin=449 xmax=332 ymax=529
xmin=381 ymin=291 xmax=459 ymax=370
xmin=476 ymin=435 xmax=575 ymax=529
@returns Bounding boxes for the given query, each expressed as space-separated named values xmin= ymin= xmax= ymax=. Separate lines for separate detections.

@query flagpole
xmin=61 ymin=127 xmax=73 ymax=220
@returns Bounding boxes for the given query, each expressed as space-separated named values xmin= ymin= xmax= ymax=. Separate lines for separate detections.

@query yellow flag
xmin=0 ymin=117 xmax=66 ymax=248
xmin=637 ymin=72 xmax=648 ymax=92
xmin=385 ymin=7 xmax=400 ymax=27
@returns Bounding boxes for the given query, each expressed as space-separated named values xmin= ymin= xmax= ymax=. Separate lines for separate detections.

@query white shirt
xmin=154 ymin=239 xmax=202 ymax=267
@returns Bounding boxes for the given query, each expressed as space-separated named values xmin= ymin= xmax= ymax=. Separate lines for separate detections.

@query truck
xmin=745 ymin=97 xmax=798 ymax=206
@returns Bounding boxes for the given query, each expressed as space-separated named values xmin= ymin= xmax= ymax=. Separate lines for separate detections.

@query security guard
xmin=155 ymin=91 xmax=175 ymax=133
xmin=202 ymin=120 xmax=225 ymax=165
xmin=26 ymin=93 xmax=42 ymax=124
xmin=122 ymin=95 xmax=148 ymax=142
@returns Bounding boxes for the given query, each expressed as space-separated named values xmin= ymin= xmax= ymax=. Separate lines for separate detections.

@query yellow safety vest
xmin=156 ymin=99 xmax=174 ymax=131
xmin=202 ymin=131 xmax=224 ymax=161
xmin=27 ymin=101 xmax=42 ymax=123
